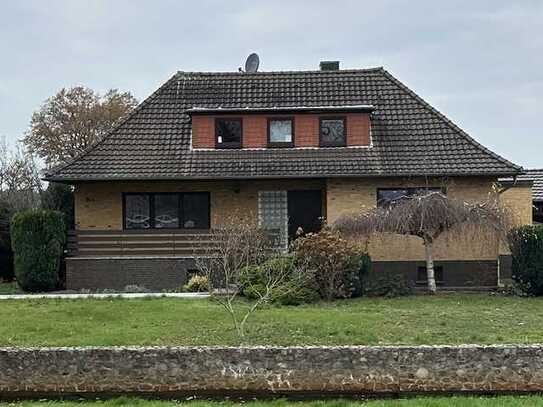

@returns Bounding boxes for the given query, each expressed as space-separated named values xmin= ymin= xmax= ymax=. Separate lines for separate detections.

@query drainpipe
xmin=496 ymin=174 xmax=519 ymax=287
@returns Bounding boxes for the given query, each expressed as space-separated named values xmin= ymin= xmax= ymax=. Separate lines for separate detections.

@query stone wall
xmin=1 ymin=346 xmax=543 ymax=397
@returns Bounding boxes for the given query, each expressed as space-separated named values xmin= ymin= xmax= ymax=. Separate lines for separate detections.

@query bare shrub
xmin=195 ymin=220 xmax=298 ymax=339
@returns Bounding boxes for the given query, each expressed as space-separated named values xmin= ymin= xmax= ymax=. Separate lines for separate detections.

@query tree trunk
xmin=424 ymin=239 xmax=437 ymax=294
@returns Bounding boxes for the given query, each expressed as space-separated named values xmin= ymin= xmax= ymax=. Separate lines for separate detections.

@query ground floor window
xmin=417 ymin=265 xmax=444 ymax=285
xmin=377 ymin=187 xmax=444 ymax=208
xmin=123 ymin=192 xmax=210 ymax=230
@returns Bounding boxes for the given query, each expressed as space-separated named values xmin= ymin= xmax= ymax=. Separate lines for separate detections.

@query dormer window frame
xmin=319 ymin=116 xmax=347 ymax=147
xmin=215 ymin=117 xmax=243 ymax=149
xmin=267 ymin=117 xmax=295 ymax=148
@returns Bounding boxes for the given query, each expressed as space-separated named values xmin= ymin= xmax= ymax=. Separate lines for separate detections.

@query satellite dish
xmin=245 ymin=53 xmax=260 ymax=73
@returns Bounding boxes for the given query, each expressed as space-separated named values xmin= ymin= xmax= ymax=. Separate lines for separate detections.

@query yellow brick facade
xmin=325 ymin=176 xmax=503 ymax=261
xmin=74 ymin=176 xmax=532 ymax=263
xmin=74 ymin=179 xmax=324 ymax=230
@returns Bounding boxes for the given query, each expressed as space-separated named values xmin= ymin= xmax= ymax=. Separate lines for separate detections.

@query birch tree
xmin=334 ymin=192 xmax=510 ymax=294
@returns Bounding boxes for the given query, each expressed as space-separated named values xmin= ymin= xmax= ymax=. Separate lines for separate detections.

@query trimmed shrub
xmin=0 ymin=201 xmax=14 ymax=281
xmin=364 ymin=273 xmax=414 ymax=298
xmin=10 ymin=209 xmax=65 ymax=292
xmin=350 ymin=253 xmax=372 ymax=297
xmin=291 ymin=229 xmax=370 ymax=300
xmin=41 ymin=183 xmax=75 ymax=229
xmin=240 ymin=255 xmax=319 ymax=305
xmin=182 ymin=275 xmax=209 ymax=293
xmin=509 ymin=225 xmax=543 ymax=296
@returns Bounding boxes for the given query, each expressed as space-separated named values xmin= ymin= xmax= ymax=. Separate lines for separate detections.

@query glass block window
xmin=216 ymin=118 xmax=242 ymax=148
xmin=258 ymin=190 xmax=288 ymax=250
xmin=320 ymin=117 xmax=346 ymax=147
xmin=268 ymin=119 xmax=293 ymax=146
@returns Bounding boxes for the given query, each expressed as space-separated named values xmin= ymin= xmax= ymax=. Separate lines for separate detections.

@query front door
xmin=287 ymin=190 xmax=323 ymax=239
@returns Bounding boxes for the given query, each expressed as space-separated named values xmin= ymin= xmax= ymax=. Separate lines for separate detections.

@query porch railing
xmin=66 ymin=229 xmax=282 ymax=258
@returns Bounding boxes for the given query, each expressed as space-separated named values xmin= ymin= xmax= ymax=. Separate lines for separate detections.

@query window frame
xmin=122 ymin=192 xmax=210 ymax=230
xmin=319 ymin=116 xmax=347 ymax=147
xmin=215 ymin=117 xmax=243 ymax=149
xmin=376 ymin=187 xmax=446 ymax=208
xmin=267 ymin=117 xmax=295 ymax=148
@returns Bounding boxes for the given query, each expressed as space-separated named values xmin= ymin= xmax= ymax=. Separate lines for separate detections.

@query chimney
xmin=319 ymin=60 xmax=340 ymax=71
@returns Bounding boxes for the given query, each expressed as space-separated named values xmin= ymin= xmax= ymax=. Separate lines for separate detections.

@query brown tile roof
xmin=519 ymin=169 xmax=543 ymax=202
xmin=44 ymin=68 xmax=522 ymax=182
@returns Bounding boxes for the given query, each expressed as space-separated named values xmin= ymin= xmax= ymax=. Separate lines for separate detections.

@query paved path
xmin=0 ymin=292 xmax=210 ymax=300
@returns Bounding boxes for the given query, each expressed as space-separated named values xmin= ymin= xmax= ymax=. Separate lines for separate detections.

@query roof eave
xmin=186 ymin=105 xmax=375 ymax=115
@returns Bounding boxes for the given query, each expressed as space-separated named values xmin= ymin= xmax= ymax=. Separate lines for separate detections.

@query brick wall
xmin=326 ymin=176 xmax=503 ymax=262
xmin=74 ymin=179 xmax=325 ymax=230
xmin=65 ymin=258 xmax=192 ymax=291
xmin=2 ymin=346 xmax=543 ymax=397
xmin=191 ymin=113 xmax=371 ymax=149
xmin=74 ymin=176 xmax=531 ymax=266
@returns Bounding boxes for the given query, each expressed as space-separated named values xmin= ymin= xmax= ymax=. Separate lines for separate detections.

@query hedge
xmin=509 ymin=225 xmax=543 ymax=296
xmin=10 ymin=209 xmax=66 ymax=292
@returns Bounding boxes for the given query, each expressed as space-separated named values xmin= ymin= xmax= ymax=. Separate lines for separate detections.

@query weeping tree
xmin=334 ymin=192 xmax=510 ymax=294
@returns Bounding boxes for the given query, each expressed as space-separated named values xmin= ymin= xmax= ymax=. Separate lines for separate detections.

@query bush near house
xmin=240 ymin=255 xmax=320 ymax=305
xmin=10 ymin=209 xmax=65 ymax=292
xmin=509 ymin=225 xmax=543 ymax=296
xmin=290 ymin=229 xmax=371 ymax=300
xmin=0 ymin=202 xmax=14 ymax=281
xmin=182 ymin=275 xmax=209 ymax=292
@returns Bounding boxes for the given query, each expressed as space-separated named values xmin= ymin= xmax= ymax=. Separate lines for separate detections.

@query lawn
xmin=0 ymin=294 xmax=543 ymax=346
xmin=1 ymin=396 xmax=543 ymax=407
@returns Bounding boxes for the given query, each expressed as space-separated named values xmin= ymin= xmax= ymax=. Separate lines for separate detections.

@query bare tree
xmin=0 ymin=139 xmax=42 ymax=212
xmin=195 ymin=220 xmax=304 ymax=339
xmin=334 ymin=192 xmax=510 ymax=294
xmin=23 ymin=87 xmax=138 ymax=166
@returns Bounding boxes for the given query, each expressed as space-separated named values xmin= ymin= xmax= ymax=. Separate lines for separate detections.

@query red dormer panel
xmin=191 ymin=112 xmax=371 ymax=149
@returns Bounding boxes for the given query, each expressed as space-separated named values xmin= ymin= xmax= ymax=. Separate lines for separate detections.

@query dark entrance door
xmin=287 ymin=190 xmax=323 ymax=239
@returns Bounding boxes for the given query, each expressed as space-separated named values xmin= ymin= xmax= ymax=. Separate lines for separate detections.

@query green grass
xmin=1 ymin=294 xmax=543 ymax=346
xmin=0 ymin=281 xmax=20 ymax=294
xmin=2 ymin=396 xmax=543 ymax=406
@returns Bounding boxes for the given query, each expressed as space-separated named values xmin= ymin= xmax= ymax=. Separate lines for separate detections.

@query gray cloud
xmin=0 ymin=0 xmax=541 ymax=167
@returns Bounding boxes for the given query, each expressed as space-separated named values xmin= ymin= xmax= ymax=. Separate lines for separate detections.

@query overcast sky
xmin=1 ymin=0 xmax=541 ymax=168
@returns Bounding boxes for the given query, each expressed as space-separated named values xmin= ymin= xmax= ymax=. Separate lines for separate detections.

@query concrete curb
xmin=0 ymin=292 xmax=210 ymax=300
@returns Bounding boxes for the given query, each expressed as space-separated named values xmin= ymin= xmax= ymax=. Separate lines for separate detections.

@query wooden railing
xmin=67 ymin=229 xmax=282 ymax=258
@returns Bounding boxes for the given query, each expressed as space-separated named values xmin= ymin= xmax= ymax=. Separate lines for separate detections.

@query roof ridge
xmin=44 ymin=72 xmax=180 ymax=179
xmin=175 ymin=67 xmax=384 ymax=76
xmin=378 ymin=68 xmax=523 ymax=173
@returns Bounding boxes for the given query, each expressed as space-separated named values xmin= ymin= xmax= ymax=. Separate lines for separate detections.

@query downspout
xmin=496 ymin=174 xmax=518 ymax=287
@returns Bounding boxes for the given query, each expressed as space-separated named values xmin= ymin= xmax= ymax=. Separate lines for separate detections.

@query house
xmin=44 ymin=61 xmax=532 ymax=291
xmin=500 ymin=170 xmax=543 ymax=224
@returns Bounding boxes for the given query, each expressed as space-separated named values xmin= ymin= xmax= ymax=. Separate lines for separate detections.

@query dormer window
xmin=320 ymin=117 xmax=346 ymax=147
xmin=268 ymin=118 xmax=294 ymax=147
xmin=216 ymin=118 xmax=242 ymax=148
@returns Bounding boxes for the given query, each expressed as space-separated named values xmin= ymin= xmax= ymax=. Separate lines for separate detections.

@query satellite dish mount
xmin=244 ymin=53 xmax=260 ymax=73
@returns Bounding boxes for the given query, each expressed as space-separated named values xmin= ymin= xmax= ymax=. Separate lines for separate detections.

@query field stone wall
xmin=0 ymin=345 xmax=542 ymax=397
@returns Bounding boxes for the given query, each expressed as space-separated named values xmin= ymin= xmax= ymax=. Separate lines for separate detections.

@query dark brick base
xmin=66 ymin=257 xmax=195 ymax=291
xmin=372 ymin=260 xmax=499 ymax=287
xmin=67 ymin=257 xmax=501 ymax=291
